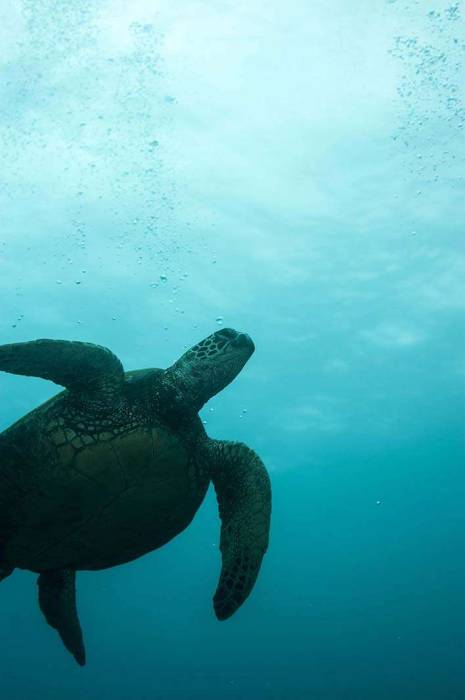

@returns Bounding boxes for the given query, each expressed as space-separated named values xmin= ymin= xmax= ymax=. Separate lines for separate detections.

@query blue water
xmin=1 ymin=1 xmax=464 ymax=698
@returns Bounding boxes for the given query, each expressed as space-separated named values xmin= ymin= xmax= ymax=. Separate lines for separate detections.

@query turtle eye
xmin=217 ymin=328 xmax=237 ymax=341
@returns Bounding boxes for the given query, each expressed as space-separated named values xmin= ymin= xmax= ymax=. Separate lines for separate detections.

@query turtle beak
xmin=215 ymin=328 xmax=255 ymax=355
xmin=231 ymin=332 xmax=255 ymax=354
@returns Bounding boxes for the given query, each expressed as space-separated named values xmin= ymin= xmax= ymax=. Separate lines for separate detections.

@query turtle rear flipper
xmin=209 ymin=440 xmax=271 ymax=620
xmin=38 ymin=569 xmax=86 ymax=666
xmin=0 ymin=339 xmax=124 ymax=410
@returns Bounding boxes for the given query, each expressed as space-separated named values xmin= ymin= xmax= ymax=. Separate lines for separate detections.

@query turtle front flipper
xmin=0 ymin=339 xmax=124 ymax=409
xmin=208 ymin=440 xmax=271 ymax=620
xmin=37 ymin=569 xmax=86 ymax=666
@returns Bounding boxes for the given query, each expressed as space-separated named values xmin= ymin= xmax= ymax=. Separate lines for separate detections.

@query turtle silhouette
xmin=0 ymin=328 xmax=271 ymax=665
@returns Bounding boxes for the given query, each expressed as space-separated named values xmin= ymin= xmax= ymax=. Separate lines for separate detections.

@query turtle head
xmin=164 ymin=328 xmax=255 ymax=413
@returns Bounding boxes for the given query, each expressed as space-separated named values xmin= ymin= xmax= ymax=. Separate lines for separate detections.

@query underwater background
xmin=0 ymin=1 xmax=464 ymax=698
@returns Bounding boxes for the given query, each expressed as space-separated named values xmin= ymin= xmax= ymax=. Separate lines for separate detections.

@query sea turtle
xmin=0 ymin=328 xmax=271 ymax=666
